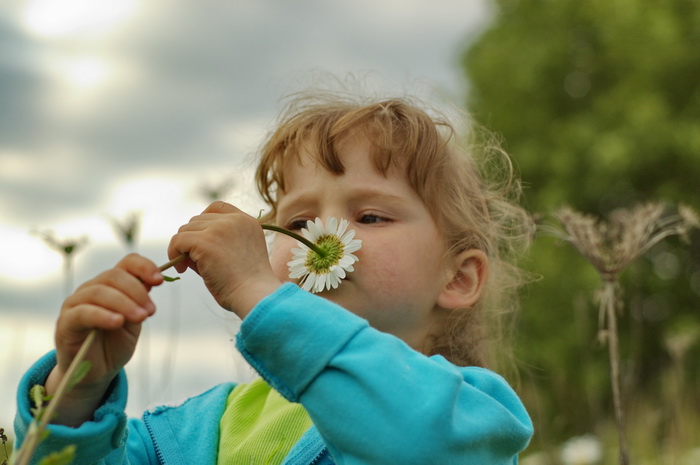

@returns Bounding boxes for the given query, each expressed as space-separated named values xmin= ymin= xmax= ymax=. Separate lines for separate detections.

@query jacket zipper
xmin=143 ymin=412 xmax=167 ymax=465
xmin=307 ymin=447 xmax=328 ymax=465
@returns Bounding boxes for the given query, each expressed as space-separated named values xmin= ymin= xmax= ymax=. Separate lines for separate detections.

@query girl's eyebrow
xmin=276 ymin=192 xmax=316 ymax=212
xmin=347 ymin=189 xmax=410 ymax=206
xmin=277 ymin=188 xmax=410 ymax=212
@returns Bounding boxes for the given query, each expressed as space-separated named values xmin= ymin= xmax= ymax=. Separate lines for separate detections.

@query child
xmin=15 ymin=91 xmax=534 ymax=464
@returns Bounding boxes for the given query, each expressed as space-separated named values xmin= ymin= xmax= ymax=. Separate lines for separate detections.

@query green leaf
xmin=162 ymin=275 xmax=180 ymax=282
xmin=30 ymin=385 xmax=47 ymax=410
xmin=67 ymin=361 xmax=92 ymax=392
xmin=36 ymin=444 xmax=76 ymax=465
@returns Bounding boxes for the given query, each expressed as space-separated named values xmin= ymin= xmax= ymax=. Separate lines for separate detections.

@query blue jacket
xmin=15 ymin=283 xmax=533 ymax=464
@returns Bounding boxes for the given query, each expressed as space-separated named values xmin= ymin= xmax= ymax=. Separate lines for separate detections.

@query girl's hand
xmin=45 ymin=254 xmax=164 ymax=426
xmin=167 ymin=201 xmax=283 ymax=318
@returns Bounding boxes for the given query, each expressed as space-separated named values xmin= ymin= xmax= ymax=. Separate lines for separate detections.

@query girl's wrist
xmin=44 ymin=367 xmax=114 ymax=427
xmin=227 ymin=275 xmax=284 ymax=320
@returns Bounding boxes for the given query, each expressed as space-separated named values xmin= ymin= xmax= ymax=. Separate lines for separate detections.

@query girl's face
xmin=269 ymin=137 xmax=453 ymax=351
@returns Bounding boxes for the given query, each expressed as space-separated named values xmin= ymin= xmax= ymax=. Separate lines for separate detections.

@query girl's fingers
xmin=166 ymin=203 xmax=244 ymax=269
xmin=203 ymin=200 xmax=240 ymax=214
xmin=115 ymin=253 xmax=164 ymax=288
xmin=107 ymin=262 xmax=158 ymax=307
xmin=64 ymin=284 xmax=151 ymax=326
xmin=64 ymin=304 xmax=126 ymax=331
xmin=168 ymin=222 xmax=205 ymax=273
xmin=63 ymin=263 xmax=160 ymax=334
xmin=167 ymin=229 xmax=199 ymax=273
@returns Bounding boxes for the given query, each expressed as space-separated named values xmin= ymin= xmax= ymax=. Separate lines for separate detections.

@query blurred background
xmin=1 ymin=0 xmax=699 ymax=463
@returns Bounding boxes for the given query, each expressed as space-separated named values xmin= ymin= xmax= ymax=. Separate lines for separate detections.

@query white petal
xmin=332 ymin=265 xmax=346 ymax=279
xmin=301 ymin=274 xmax=315 ymax=291
xmin=323 ymin=273 xmax=333 ymax=291
xmin=344 ymin=239 xmax=362 ymax=254
xmin=326 ymin=217 xmax=338 ymax=235
xmin=340 ymin=228 xmax=355 ymax=244
xmin=338 ymin=256 xmax=355 ymax=268
xmin=329 ymin=273 xmax=341 ymax=289
xmin=289 ymin=268 xmax=309 ymax=279
xmin=336 ymin=218 xmax=349 ymax=237
xmin=300 ymin=228 xmax=314 ymax=242
xmin=287 ymin=258 xmax=307 ymax=267
xmin=307 ymin=218 xmax=324 ymax=238
xmin=291 ymin=247 xmax=307 ymax=256
xmin=288 ymin=259 xmax=307 ymax=269
xmin=314 ymin=274 xmax=326 ymax=293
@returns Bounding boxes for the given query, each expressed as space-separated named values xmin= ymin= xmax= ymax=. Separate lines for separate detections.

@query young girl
xmin=15 ymin=92 xmax=534 ymax=464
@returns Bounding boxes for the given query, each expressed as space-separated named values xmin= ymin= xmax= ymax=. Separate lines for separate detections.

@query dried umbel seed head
xmin=555 ymin=202 xmax=699 ymax=280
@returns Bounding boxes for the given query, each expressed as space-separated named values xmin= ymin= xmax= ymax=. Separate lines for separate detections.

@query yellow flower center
xmin=305 ymin=234 xmax=344 ymax=273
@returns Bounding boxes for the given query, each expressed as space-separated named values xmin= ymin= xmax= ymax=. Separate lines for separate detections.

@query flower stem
xmin=160 ymin=224 xmax=327 ymax=261
xmin=261 ymin=224 xmax=327 ymax=257
xmin=157 ymin=253 xmax=187 ymax=271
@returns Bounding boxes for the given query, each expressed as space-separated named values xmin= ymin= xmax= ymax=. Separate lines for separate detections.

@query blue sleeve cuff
xmin=236 ymin=283 xmax=368 ymax=401
xmin=14 ymin=351 xmax=129 ymax=464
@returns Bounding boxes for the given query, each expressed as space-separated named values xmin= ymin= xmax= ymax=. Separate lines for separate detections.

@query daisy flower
xmin=287 ymin=217 xmax=362 ymax=293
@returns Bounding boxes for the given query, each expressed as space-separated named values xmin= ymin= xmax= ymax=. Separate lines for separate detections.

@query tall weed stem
xmin=600 ymin=280 xmax=628 ymax=465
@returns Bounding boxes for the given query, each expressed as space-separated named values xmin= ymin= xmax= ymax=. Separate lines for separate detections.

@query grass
xmin=520 ymin=383 xmax=700 ymax=465
xmin=1 ymin=427 xmax=11 ymax=465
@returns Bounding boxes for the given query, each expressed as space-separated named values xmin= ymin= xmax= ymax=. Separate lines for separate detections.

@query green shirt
xmin=218 ymin=377 xmax=313 ymax=465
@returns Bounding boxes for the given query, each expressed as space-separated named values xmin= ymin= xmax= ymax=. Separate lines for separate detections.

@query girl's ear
xmin=437 ymin=249 xmax=489 ymax=310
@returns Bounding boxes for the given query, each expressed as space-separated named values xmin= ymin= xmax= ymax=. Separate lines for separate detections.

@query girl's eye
xmin=358 ymin=214 xmax=386 ymax=224
xmin=285 ymin=219 xmax=309 ymax=231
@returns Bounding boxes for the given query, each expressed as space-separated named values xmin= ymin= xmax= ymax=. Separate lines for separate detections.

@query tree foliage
xmin=462 ymin=0 xmax=700 ymax=447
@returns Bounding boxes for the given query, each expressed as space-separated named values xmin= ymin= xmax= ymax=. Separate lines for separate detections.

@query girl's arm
xmin=237 ymin=283 xmax=533 ymax=465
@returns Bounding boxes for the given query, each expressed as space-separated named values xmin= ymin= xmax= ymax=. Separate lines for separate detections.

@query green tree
xmin=462 ymin=0 xmax=700 ymax=453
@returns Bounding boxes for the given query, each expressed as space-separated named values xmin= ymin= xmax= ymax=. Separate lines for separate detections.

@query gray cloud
xmin=0 ymin=0 xmax=490 ymax=428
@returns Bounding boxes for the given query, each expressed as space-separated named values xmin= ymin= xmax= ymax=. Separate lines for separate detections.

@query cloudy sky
xmin=0 ymin=0 xmax=492 ymax=428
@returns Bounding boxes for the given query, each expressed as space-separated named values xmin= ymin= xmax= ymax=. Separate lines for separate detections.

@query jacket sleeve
xmin=236 ymin=283 xmax=533 ymax=465
xmin=13 ymin=351 xmax=158 ymax=465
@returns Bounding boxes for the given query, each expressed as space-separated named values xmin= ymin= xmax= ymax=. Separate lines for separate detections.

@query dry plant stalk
xmin=33 ymin=231 xmax=89 ymax=297
xmin=554 ymin=202 xmax=698 ymax=465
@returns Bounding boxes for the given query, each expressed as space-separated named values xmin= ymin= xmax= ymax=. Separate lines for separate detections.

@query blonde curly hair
xmin=255 ymin=90 xmax=533 ymax=369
